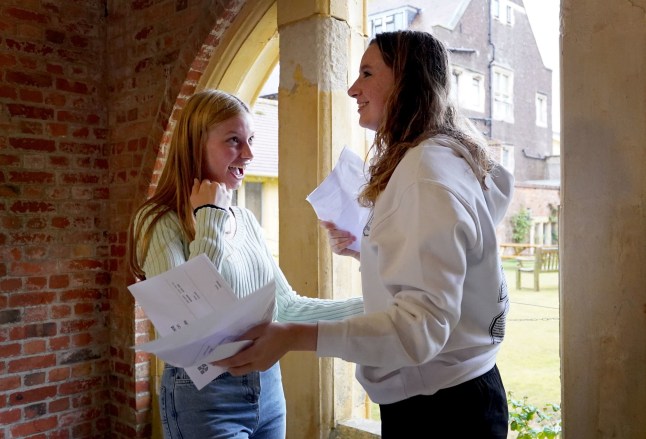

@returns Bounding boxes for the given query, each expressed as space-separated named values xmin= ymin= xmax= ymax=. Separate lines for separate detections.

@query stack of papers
xmin=128 ymin=254 xmax=275 ymax=389
xmin=306 ymin=147 xmax=371 ymax=252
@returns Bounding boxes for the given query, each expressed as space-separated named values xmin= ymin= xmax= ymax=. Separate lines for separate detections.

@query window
xmin=493 ymin=67 xmax=514 ymax=122
xmin=501 ymin=144 xmax=515 ymax=173
xmin=244 ymin=182 xmax=263 ymax=224
xmin=450 ymin=67 xmax=484 ymax=113
xmin=536 ymin=93 xmax=548 ymax=127
xmin=450 ymin=70 xmax=461 ymax=104
xmin=492 ymin=0 xmax=514 ymax=26
xmin=368 ymin=6 xmax=419 ymax=37
xmin=469 ymin=76 xmax=484 ymax=111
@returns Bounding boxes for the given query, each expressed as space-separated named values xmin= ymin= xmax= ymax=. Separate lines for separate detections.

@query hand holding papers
xmin=128 ymin=254 xmax=275 ymax=389
xmin=306 ymin=147 xmax=371 ymax=252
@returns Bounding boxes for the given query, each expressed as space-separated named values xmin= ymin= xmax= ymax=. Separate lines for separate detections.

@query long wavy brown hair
xmin=127 ymin=89 xmax=250 ymax=280
xmin=358 ymin=31 xmax=494 ymax=207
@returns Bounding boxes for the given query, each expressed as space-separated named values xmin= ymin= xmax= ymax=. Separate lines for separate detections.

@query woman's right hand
xmin=320 ymin=220 xmax=360 ymax=260
xmin=190 ymin=178 xmax=232 ymax=211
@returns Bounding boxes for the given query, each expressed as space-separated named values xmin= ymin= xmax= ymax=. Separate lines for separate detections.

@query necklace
xmin=224 ymin=210 xmax=237 ymax=237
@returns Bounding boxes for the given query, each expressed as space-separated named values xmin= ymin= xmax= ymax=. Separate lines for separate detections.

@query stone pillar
xmin=276 ymin=0 xmax=365 ymax=437
xmin=561 ymin=1 xmax=646 ymax=437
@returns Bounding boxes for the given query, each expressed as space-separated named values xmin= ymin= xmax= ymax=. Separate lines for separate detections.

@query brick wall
xmin=0 ymin=0 xmax=245 ymax=437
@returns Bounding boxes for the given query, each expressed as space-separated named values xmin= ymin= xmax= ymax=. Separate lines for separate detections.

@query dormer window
xmin=368 ymin=6 xmax=420 ymax=37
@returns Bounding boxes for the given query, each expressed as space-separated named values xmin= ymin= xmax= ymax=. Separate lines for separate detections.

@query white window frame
xmin=492 ymin=0 xmax=515 ymax=26
xmin=450 ymin=67 xmax=485 ymax=113
xmin=368 ymin=6 xmax=419 ymax=37
xmin=536 ymin=93 xmax=548 ymax=127
xmin=492 ymin=66 xmax=514 ymax=123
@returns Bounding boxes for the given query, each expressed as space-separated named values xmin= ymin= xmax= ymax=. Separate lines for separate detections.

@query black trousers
xmin=379 ymin=365 xmax=508 ymax=439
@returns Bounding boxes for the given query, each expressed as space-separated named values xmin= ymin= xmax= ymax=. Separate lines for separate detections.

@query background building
xmin=367 ymin=0 xmax=559 ymax=245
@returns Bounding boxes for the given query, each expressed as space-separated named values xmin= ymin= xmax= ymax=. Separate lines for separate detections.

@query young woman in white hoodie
xmin=216 ymin=31 xmax=514 ymax=438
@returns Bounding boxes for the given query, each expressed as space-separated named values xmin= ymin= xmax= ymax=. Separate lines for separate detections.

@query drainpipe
xmin=488 ymin=0 xmax=496 ymax=140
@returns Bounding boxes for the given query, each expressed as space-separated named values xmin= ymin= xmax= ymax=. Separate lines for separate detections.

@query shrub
xmin=508 ymin=393 xmax=562 ymax=438
xmin=510 ymin=208 xmax=533 ymax=243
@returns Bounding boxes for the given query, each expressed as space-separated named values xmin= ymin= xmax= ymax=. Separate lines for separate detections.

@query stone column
xmin=561 ymin=0 xmax=646 ymax=437
xmin=276 ymin=0 xmax=365 ymax=437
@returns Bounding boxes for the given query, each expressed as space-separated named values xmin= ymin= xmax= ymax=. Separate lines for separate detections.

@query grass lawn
xmin=497 ymin=261 xmax=561 ymax=408
xmin=367 ymin=260 xmax=562 ymax=430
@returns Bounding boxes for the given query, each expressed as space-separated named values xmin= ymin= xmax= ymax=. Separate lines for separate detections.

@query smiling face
xmin=201 ymin=113 xmax=254 ymax=190
xmin=347 ymin=43 xmax=395 ymax=131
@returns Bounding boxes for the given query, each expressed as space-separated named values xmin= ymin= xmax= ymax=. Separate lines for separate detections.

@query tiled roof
xmin=426 ymin=0 xmax=471 ymax=30
xmin=248 ymin=97 xmax=278 ymax=178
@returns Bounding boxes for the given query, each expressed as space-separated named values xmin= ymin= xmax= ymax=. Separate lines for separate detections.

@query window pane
xmin=245 ymin=182 xmax=263 ymax=224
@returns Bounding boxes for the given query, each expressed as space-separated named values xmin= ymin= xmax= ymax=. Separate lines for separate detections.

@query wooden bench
xmin=516 ymin=246 xmax=559 ymax=291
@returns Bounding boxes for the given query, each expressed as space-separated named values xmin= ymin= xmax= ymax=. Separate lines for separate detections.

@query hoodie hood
xmin=431 ymin=134 xmax=514 ymax=226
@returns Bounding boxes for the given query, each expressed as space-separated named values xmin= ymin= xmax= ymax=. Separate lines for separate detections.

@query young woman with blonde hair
xmin=128 ymin=89 xmax=363 ymax=439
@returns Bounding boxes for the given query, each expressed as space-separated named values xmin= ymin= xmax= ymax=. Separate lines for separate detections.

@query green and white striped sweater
xmin=136 ymin=205 xmax=364 ymax=323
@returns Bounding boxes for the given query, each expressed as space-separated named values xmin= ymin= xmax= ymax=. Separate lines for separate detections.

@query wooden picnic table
xmin=499 ymin=242 xmax=541 ymax=260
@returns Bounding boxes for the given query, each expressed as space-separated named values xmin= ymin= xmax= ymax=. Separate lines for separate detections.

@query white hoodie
xmin=317 ymin=135 xmax=514 ymax=404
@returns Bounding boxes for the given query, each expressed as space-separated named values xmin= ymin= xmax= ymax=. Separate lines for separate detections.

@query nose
xmin=348 ymin=78 xmax=359 ymax=98
xmin=242 ymin=141 xmax=254 ymax=160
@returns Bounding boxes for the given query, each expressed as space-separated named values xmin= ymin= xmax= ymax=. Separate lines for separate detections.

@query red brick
xmin=56 ymin=78 xmax=90 ymax=94
xmin=24 ymin=371 xmax=47 ymax=386
xmin=60 ymin=172 xmax=100 ymax=184
xmin=5 ymin=71 xmax=53 ymax=88
xmin=48 ymin=367 xmax=71 ymax=382
xmin=20 ymin=88 xmax=44 ymax=103
xmin=0 ymin=375 xmax=21 ymax=392
xmin=23 ymin=339 xmax=47 ymax=355
xmin=0 ymin=186 xmax=19 ymax=198
xmin=7 ymin=354 xmax=57 ymax=374
xmin=24 ymin=401 xmax=47 ymax=418
xmin=19 ymin=120 xmax=44 ymax=134
xmin=48 ymin=397 xmax=70 ymax=413
xmin=49 ymin=335 xmax=71 ymax=351
xmin=0 ymin=343 xmax=21 ymax=358
xmin=58 ymin=141 xmax=102 ymax=154
xmin=8 ymin=137 xmax=56 ymax=152
xmin=8 ymin=171 xmax=55 ymax=184
xmin=0 ymin=85 xmax=18 ymax=99
xmin=60 ymin=319 xmax=97 ymax=334
xmin=9 ymin=201 xmax=56 ymax=213
xmin=49 ymin=274 xmax=70 ymax=288
xmin=25 ymin=276 xmax=47 ymax=290
xmin=0 ymin=277 xmax=22 ymax=292
xmin=9 ymin=416 xmax=58 ymax=437
xmin=4 ymin=8 xmax=50 ymax=24
xmin=26 ymin=217 xmax=47 ymax=229
xmin=8 ymin=384 xmax=57 ymax=405
xmin=5 ymin=39 xmax=55 ymax=57
xmin=0 ymin=408 xmax=21 ymax=425
xmin=8 ymin=292 xmax=56 ymax=307
xmin=45 ymin=29 xmax=65 ymax=44
xmin=0 ymin=154 xmax=20 ymax=166
xmin=8 ymin=232 xmax=54 ymax=245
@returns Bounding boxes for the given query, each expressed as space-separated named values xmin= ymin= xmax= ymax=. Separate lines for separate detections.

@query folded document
xmin=306 ymin=147 xmax=371 ymax=252
xmin=128 ymin=254 xmax=275 ymax=389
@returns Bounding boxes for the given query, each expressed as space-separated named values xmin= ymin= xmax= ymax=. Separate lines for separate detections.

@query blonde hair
xmin=359 ymin=31 xmax=494 ymax=207
xmin=127 ymin=90 xmax=250 ymax=279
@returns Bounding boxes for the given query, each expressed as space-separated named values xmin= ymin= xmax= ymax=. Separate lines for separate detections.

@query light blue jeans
xmin=160 ymin=362 xmax=286 ymax=439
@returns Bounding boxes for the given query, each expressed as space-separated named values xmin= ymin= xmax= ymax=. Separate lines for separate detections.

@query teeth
xmin=229 ymin=166 xmax=244 ymax=176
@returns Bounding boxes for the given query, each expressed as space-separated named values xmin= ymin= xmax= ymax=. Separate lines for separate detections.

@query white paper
xmin=128 ymin=254 xmax=275 ymax=389
xmin=306 ymin=147 xmax=371 ymax=252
